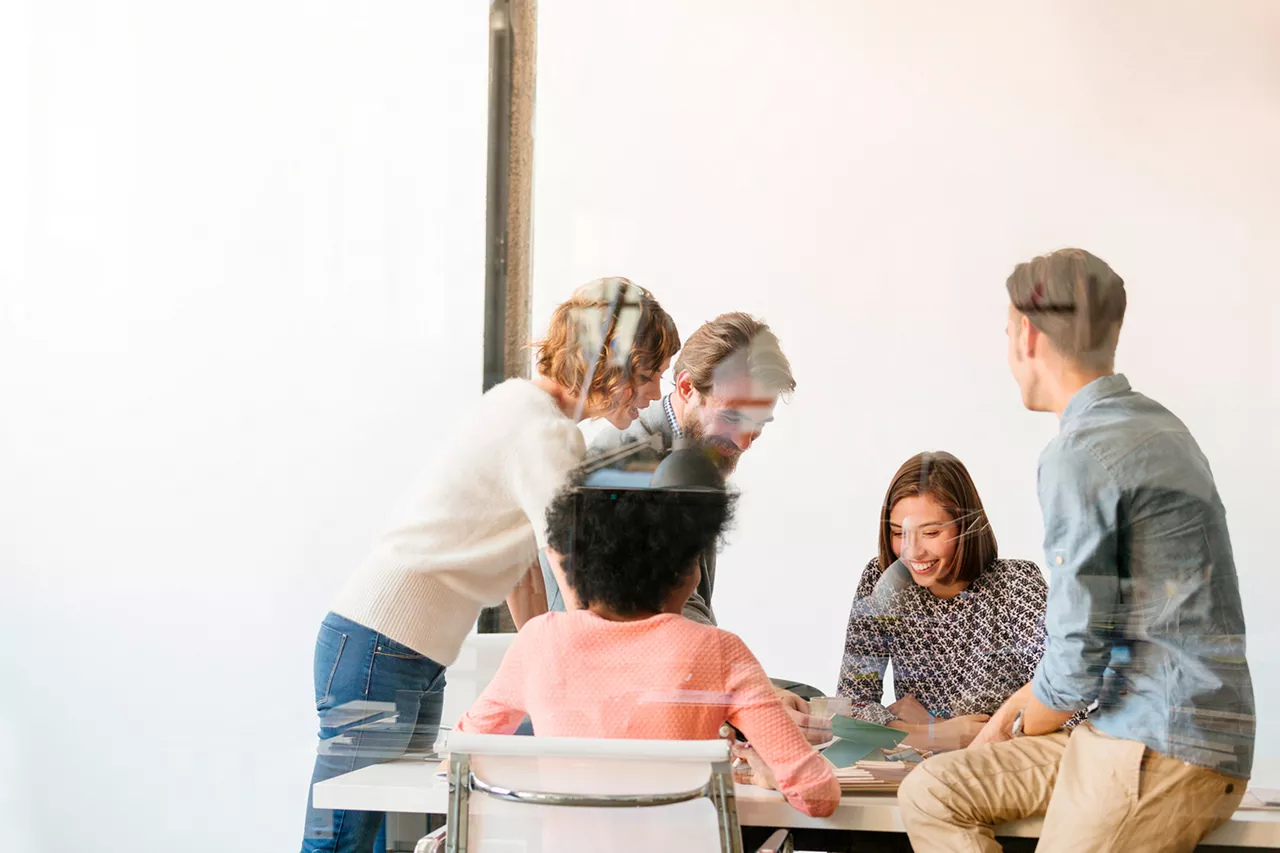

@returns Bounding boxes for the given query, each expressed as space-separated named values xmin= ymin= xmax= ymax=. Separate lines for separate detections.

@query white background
xmin=2 ymin=2 xmax=1279 ymax=851
xmin=532 ymin=0 xmax=1280 ymax=750
xmin=1 ymin=2 xmax=487 ymax=850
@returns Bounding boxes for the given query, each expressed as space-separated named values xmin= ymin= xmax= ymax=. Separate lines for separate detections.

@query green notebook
xmin=821 ymin=716 xmax=908 ymax=768
xmin=821 ymin=738 xmax=881 ymax=767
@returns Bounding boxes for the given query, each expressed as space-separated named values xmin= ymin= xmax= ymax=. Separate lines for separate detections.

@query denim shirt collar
xmin=1060 ymin=373 xmax=1131 ymax=428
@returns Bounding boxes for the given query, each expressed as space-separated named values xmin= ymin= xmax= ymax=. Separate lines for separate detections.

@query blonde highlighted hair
xmin=673 ymin=312 xmax=796 ymax=399
xmin=1006 ymin=248 xmax=1126 ymax=371
xmin=535 ymin=278 xmax=680 ymax=417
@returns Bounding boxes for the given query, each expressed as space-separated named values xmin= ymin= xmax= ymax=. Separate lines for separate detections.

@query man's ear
xmin=1022 ymin=315 xmax=1041 ymax=359
xmin=673 ymin=369 xmax=697 ymax=404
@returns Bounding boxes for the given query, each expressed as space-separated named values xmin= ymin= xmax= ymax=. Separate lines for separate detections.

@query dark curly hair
xmin=545 ymin=472 xmax=737 ymax=617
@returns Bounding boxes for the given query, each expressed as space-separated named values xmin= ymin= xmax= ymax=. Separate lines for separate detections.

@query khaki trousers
xmin=897 ymin=723 xmax=1245 ymax=853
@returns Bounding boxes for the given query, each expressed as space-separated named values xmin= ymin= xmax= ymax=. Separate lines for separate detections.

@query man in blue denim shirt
xmin=899 ymin=248 xmax=1254 ymax=853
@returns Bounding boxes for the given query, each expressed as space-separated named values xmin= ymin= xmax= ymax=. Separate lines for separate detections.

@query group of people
xmin=300 ymin=247 xmax=1255 ymax=853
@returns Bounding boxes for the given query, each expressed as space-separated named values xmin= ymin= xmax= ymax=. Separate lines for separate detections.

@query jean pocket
xmin=314 ymin=623 xmax=348 ymax=709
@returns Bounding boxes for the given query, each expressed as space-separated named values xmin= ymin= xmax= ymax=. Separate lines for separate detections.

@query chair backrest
xmin=443 ymin=732 xmax=743 ymax=853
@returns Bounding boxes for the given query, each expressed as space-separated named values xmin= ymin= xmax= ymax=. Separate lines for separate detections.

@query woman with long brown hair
xmin=299 ymin=279 xmax=679 ymax=853
xmin=836 ymin=451 xmax=1067 ymax=752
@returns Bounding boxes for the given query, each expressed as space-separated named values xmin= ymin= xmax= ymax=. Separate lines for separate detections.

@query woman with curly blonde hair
xmin=300 ymin=278 xmax=678 ymax=853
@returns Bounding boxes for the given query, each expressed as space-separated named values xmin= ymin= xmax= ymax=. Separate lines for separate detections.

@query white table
xmin=313 ymin=755 xmax=1280 ymax=849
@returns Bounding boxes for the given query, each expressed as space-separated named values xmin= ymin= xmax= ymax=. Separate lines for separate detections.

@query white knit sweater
xmin=331 ymin=379 xmax=586 ymax=666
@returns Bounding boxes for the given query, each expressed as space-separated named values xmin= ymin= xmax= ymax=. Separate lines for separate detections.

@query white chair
xmin=433 ymin=731 xmax=793 ymax=853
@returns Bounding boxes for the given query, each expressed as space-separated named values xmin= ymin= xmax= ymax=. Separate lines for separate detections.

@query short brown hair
xmin=878 ymin=451 xmax=998 ymax=587
xmin=672 ymin=313 xmax=796 ymax=399
xmin=1006 ymin=248 xmax=1127 ymax=371
xmin=535 ymin=278 xmax=680 ymax=417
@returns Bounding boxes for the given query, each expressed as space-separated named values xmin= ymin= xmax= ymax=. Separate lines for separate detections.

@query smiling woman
xmin=834 ymin=451 xmax=1077 ymax=753
xmin=881 ymin=452 xmax=998 ymax=601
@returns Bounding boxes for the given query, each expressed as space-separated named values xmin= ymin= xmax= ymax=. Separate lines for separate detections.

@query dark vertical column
xmin=478 ymin=0 xmax=536 ymax=635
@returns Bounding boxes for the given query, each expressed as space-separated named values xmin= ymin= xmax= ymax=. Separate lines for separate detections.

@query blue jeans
xmin=300 ymin=612 xmax=447 ymax=853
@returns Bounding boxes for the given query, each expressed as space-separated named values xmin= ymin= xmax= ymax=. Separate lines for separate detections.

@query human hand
xmin=775 ymin=688 xmax=808 ymax=716
xmin=930 ymin=714 xmax=991 ymax=751
xmin=731 ymin=744 xmax=778 ymax=790
xmin=970 ymin=710 xmax=1015 ymax=747
xmin=776 ymin=689 xmax=833 ymax=745
xmin=888 ymin=694 xmax=932 ymax=725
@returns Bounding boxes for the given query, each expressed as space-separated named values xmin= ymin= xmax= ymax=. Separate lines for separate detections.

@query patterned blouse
xmin=837 ymin=556 xmax=1071 ymax=727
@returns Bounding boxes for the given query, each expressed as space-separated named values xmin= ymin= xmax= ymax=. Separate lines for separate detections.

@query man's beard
xmin=679 ymin=411 xmax=741 ymax=475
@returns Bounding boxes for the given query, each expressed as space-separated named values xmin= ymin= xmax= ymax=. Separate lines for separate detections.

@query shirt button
xmin=1055 ymin=556 xmax=1064 ymax=565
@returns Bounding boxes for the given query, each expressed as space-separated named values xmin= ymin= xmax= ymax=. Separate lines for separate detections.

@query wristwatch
xmin=1010 ymin=709 xmax=1026 ymax=738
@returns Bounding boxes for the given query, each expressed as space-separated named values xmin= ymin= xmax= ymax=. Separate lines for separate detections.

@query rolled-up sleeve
xmin=1031 ymin=439 xmax=1123 ymax=713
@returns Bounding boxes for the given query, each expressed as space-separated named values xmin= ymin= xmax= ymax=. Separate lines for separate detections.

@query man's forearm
xmin=998 ymin=682 xmax=1033 ymax=718
xmin=1022 ymin=693 xmax=1075 ymax=736
xmin=980 ymin=682 xmax=1033 ymax=741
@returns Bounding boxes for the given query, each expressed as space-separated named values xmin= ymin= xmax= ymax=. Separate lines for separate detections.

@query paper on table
xmin=1239 ymin=788 xmax=1280 ymax=810
xmin=820 ymin=718 xmax=907 ymax=769
xmin=830 ymin=715 xmax=907 ymax=750
xmin=822 ymin=738 xmax=881 ymax=768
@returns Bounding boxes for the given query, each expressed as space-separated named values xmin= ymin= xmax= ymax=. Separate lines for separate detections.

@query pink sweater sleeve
xmin=454 ymin=628 xmax=531 ymax=735
xmin=721 ymin=633 xmax=841 ymax=817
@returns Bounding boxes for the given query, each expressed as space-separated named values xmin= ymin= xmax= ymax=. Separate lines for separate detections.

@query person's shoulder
xmin=517 ymin=611 xmax=582 ymax=648
xmin=1037 ymin=427 xmax=1115 ymax=491
xmin=517 ymin=611 xmax=556 ymax=635
xmin=701 ymin=623 xmax=765 ymax=665
xmin=482 ymin=378 xmax=560 ymax=420
xmin=855 ymin=555 xmax=886 ymax=590
xmin=484 ymin=380 xmax=584 ymax=451
xmin=664 ymin=616 xmax=742 ymax=649
xmin=1051 ymin=381 xmax=1190 ymax=473
xmin=985 ymin=558 xmax=1046 ymax=589
xmin=660 ymin=612 xmax=725 ymax=639
xmin=1038 ymin=428 xmax=1092 ymax=466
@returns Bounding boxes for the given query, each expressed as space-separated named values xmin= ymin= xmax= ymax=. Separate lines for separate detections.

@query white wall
xmin=532 ymin=0 xmax=1280 ymax=752
xmin=4 ymin=4 xmax=1279 ymax=848
xmin=0 ymin=2 xmax=488 ymax=851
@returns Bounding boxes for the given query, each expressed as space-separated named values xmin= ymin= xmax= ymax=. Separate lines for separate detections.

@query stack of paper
xmin=819 ymin=716 xmax=929 ymax=792
xmin=833 ymin=759 xmax=915 ymax=792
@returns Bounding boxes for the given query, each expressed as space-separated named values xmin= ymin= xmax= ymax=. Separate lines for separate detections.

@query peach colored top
xmin=456 ymin=611 xmax=840 ymax=817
